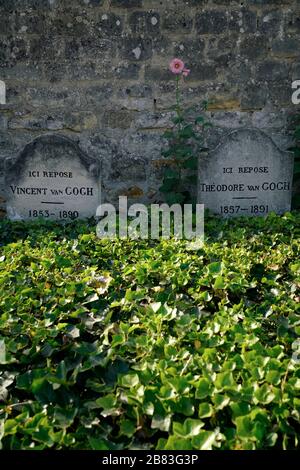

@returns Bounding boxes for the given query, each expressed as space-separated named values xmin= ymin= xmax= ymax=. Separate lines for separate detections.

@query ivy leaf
xmin=160 ymin=178 xmax=180 ymax=192
xmin=119 ymin=373 xmax=139 ymax=388
xmin=183 ymin=157 xmax=198 ymax=170
xmin=119 ymin=419 xmax=136 ymax=437
xmin=195 ymin=378 xmax=211 ymax=399
xmin=164 ymin=168 xmax=179 ymax=179
xmin=195 ymin=116 xmax=205 ymax=124
xmin=198 ymin=402 xmax=214 ymax=418
xmin=172 ymin=116 xmax=184 ymax=124
xmin=192 ymin=430 xmax=220 ymax=450
xmin=213 ymin=275 xmax=225 ymax=290
xmin=163 ymin=130 xmax=174 ymax=139
xmin=95 ymin=394 xmax=120 ymax=417
xmin=254 ymin=384 xmax=276 ymax=404
xmin=173 ymin=418 xmax=204 ymax=437
xmin=164 ymin=436 xmax=193 ymax=450
xmin=178 ymin=125 xmax=194 ymax=139
xmin=164 ymin=192 xmax=185 ymax=205
xmin=208 ymin=262 xmax=223 ymax=274
xmin=151 ymin=415 xmax=171 ymax=432
xmin=215 ymin=372 xmax=236 ymax=390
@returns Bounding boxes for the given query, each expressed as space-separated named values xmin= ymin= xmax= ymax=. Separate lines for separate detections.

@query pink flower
xmin=169 ymin=58 xmax=185 ymax=75
xmin=182 ymin=68 xmax=190 ymax=77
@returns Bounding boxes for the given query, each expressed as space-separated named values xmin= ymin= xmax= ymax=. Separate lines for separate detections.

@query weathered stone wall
xmin=0 ymin=0 xmax=299 ymax=214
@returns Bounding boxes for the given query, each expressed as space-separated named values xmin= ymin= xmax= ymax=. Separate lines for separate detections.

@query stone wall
xmin=0 ymin=0 xmax=300 ymax=214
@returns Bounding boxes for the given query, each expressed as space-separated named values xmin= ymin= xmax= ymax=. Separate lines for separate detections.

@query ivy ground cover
xmin=0 ymin=212 xmax=299 ymax=450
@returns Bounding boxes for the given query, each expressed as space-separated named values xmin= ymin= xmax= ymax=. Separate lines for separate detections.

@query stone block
xmin=241 ymin=84 xmax=267 ymax=110
xmin=207 ymin=98 xmax=240 ymax=111
xmin=229 ymin=9 xmax=257 ymax=34
xmin=129 ymin=11 xmax=160 ymax=35
xmin=271 ymin=38 xmax=299 ymax=58
xmin=103 ymin=110 xmax=136 ymax=129
xmin=145 ymin=67 xmax=174 ymax=82
xmin=162 ymin=12 xmax=193 ymax=32
xmin=110 ymin=154 xmax=146 ymax=181
xmin=111 ymin=0 xmax=142 ymax=7
xmin=196 ymin=11 xmax=227 ymax=34
xmin=239 ymin=35 xmax=268 ymax=59
xmin=189 ymin=63 xmax=217 ymax=81
xmin=173 ymin=39 xmax=205 ymax=62
xmin=268 ymin=82 xmax=293 ymax=107
xmin=256 ymin=61 xmax=290 ymax=82
xmin=96 ymin=13 xmax=123 ymax=36
xmin=259 ymin=11 xmax=282 ymax=35
xmin=119 ymin=37 xmax=153 ymax=61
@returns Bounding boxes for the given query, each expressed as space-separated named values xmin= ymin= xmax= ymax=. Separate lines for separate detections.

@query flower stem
xmin=176 ymin=75 xmax=181 ymax=119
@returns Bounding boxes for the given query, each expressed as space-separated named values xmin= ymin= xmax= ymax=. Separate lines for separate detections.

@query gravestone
xmin=5 ymin=135 xmax=101 ymax=220
xmin=198 ymin=128 xmax=294 ymax=217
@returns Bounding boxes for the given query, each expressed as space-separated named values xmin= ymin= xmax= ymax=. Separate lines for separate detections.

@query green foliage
xmin=159 ymin=76 xmax=210 ymax=205
xmin=0 ymin=212 xmax=299 ymax=450
xmin=289 ymin=114 xmax=300 ymax=209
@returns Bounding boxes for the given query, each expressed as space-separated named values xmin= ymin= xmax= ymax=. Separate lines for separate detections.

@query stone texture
xmin=271 ymin=38 xmax=300 ymax=58
xmin=256 ymin=61 xmax=290 ymax=81
xmin=229 ymin=9 xmax=257 ymax=34
xmin=259 ymin=11 xmax=283 ymax=35
xmin=196 ymin=11 xmax=227 ymax=34
xmin=111 ymin=0 xmax=142 ymax=7
xmin=129 ymin=12 xmax=160 ymax=36
xmin=241 ymin=84 xmax=268 ymax=110
xmin=96 ymin=13 xmax=123 ymax=37
xmin=173 ymin=39 xmax=205 ymax=62
xmin=102 ymin=110 xmax=136 ymax=129
xmin=162 ymin=12 xmax=193 ymax=32
xmin=239 ymin=36 xmax=268 ymax=59
xmin=110 ymin=153 xmax=146 ymax=181
xmin=119 ymin=37 xmax=153 ymax=61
